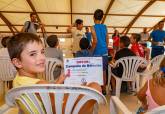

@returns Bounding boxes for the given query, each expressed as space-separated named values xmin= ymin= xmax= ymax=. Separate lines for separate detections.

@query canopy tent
xmin=0 ymin=0 xmax=165 ymax=36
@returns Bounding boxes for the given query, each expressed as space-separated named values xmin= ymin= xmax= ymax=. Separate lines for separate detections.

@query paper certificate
xmin=64 ymin=57 xmax=103 ymax=85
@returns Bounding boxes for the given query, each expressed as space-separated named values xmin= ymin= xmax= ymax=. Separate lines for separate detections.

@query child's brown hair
xmin=7 ymin=33 xmax=42 ymax=60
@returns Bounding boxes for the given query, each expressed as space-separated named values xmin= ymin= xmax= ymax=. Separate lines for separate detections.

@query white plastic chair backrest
xmin=0 ymin=56 xmax=16 ymax=81
xmin=148 ymin=55 xmax=164 ymax=74
xmin=145 ymin=105 xmax=165 ymax=114
xmin=45 ymin=57 xmax=63 ymax=81
xmin=114 ymin=56 xmax=147 ymax=81
xmin=6 ymin=84 xmax=107 ymax=114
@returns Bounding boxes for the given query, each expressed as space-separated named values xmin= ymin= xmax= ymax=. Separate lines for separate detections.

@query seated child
xmin=130 ymin=33 xmax=145 ymax=58
xmin=75 ymin=38 xmax=93 ymax=57
xmin=137 ymin=56 xmax=165 ymax=113
xmin=111 ymin=36 xmax=136 ymax=93
xmin=130 ymin=33 xmax=148 ymax=72
xmin=7 ymin=33 xmax=102 ymax=114
xmin=45 ymin=35 xmax=63 ymax=61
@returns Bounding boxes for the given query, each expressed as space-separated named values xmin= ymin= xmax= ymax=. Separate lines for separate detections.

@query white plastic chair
xmin=0 ymin=56 xmax=16 ymax=81
xmin=145 ymin=105 xmax=165 ymax=114
xmin=109 ymin=56 xmax=148 ymax=97
xmin=45 ymin=57 xmax=63 ymax=81
xmin=139 ymin=55 xmax=164 ymax=88
xmin=3 ymin=84 xmax=107 ymax=114
xmin=0 ymin=104 xmax=11 ymax=114
xmin=107 ymin=65 xmax=112 ymax=95
xmin=0 ymin=56 xmax=16 ymax=98
xmin=110 ymin=96 xmax=132 ymax=114
xmin=110 ymin=96 xmax=165 ymax=114
xmin=143 ymin=54 xmax=164 ymax=76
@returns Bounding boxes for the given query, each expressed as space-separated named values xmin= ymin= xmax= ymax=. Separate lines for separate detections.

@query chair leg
xmin=132 ymin=81 xmax=136 ymax=92
xmin=107 ymin=65 xmax=111 ymax=88
xmin=7 ymin=81 xmax=13 ymax=89
xmin=0 ymin=81 xmax=5 ymax=101
xmin=136 ymin=76 xmax=140 ymax=92
xmin=110 ymin=98 xmax=117 ymax=114
xmin=106 ymin=67 xmax=112 ymax=95
xmin=115 ymin=79 xmax=122 ymax=98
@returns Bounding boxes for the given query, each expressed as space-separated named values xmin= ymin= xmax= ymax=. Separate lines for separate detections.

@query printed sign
xmin=64 ymin=57 xmax=103 ymax=85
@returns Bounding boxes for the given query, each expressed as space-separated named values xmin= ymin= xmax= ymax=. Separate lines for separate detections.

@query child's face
xmin=13 ymin=41 xmax=45 ymax=76
xmin=158 ymin=22 xmax=164 ymax=29
xmin=77 ymin=23 xmax=83 ymax=30
xmin=30 ymin=14 xmax=37 ymax=22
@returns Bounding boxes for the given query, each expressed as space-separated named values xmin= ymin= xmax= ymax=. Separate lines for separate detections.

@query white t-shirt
xmin=0 ymin=48 xmax=9 ymax=57
xmin=71 ymin=28 xmax=86 ymax=52
xmin=23 ymin=21 xmax=39 ymax=34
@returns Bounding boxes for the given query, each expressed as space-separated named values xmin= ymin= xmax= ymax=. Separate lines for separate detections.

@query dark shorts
xmin=151 ymin=46 xmax=164 ymax=58
xmin=111 ymin=67 xmax=122 ymax=78
xmin=102 ymin=56 xmax=108 ymax=71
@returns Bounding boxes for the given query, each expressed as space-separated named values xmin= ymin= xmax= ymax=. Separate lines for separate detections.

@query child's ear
xmin=11 ymin=58 xmax=22 ymax=68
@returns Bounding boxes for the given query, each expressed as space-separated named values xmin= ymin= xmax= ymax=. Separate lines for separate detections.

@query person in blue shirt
xmin=91 ymin=9 xmax=109 ymax=94
xmin=75 ymin=37 xmax=93 ymax=57
xmin=149 ymin=21 xmax=165 ymax=58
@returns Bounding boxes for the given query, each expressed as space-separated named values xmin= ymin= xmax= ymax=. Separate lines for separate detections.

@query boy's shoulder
xmin=75 ymin=50 xmax=93 ymax=57
xmin=115 ymin=48 xmax=135 ymax=58
xmin=13 ymin=74 xmax=40 ymax=88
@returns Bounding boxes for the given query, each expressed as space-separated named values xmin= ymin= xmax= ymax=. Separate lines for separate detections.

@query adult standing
xmin=67 ymin=19 xmax=86 ymax=54
xmin=21 ymin=12 xmax=44 ymax=34
xmin=149 ymin=21 xmax=165 ymax=58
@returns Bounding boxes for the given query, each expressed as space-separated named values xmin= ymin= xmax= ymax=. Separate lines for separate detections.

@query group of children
xmin=1 ymin=8 xmax=165 ymax=113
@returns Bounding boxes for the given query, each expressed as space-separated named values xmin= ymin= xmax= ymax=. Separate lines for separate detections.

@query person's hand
xmin=60 ymin=73 xmax=66 ymax=80
xmin=55 ymin=73 xmax=67 ymax=84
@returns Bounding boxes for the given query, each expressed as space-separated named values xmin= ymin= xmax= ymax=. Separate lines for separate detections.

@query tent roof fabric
xmin=0 ymin=0 xmax=165 ymax=36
